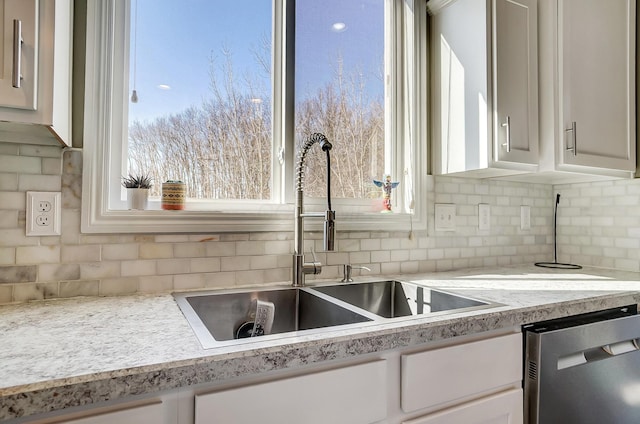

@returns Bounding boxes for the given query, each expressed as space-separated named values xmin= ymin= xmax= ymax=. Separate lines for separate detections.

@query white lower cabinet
xmin=401 ymin=332 xmax=522 ymax=413
xmin=402 ymin=389 xmax=523 ymax=424
xmin=24 ymin=401 xmax=166 ymax=424
xmin=194 ymin=360 xmax=387 ymax=424
xmin=16 ymin=330 xmax=523 ymax=424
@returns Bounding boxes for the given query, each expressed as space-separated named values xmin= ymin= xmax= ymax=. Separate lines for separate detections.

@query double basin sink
xmin=174 ymin=280 xmax=496 ymax=348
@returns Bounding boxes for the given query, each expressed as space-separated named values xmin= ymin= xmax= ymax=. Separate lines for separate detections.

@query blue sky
xmin=129 ymin=0 xmax=384 ymax=124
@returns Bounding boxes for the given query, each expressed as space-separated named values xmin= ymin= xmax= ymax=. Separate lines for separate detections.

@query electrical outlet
xmin=26 ymin=192 xmax=61 ymax=236
xmin=478 ymin=204 xmax=490 ymax=231
xmin=37 ymin=200 xmax=52 ymax=212
xmin=521 ymin=205 xmax=531 ymax=230
xmin=434 ymin=204 xmax=456 ymax=231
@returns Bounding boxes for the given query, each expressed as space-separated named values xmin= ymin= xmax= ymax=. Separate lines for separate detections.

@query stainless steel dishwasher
xmin=524 ymin=305 xmax=640 ymax=424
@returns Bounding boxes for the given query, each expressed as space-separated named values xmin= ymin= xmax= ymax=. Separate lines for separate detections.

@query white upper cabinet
xmin=0 ymin=0 xmax=73 ymax=146
xmin=493 ymin=0 xmax=539 ymax=166
xmin=0 ymin=0 xmax=38 ymax=110
xmin=537 ymin=0 xmax=636 ymax=181
xmin=430 ymin=0 xmax=539 ymax=178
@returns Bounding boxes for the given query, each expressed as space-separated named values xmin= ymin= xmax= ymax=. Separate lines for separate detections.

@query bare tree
xmin=127 ymin=47 xmax=383 ymax=201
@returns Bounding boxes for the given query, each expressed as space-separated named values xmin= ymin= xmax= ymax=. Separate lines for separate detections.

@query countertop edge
xmin=2 ymin=288 xmax=639 ymax=421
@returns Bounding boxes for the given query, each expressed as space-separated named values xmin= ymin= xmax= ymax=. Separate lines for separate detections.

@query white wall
xmin=0 ymin=143 xmax=553 ymax=304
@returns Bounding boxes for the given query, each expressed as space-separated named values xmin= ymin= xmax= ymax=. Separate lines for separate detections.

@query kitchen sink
xmin=173 ymin=287 xmax=373 ymax=348
xmin=313 ymin=280 xmax=492 ymax=318
xmin=174 ymin=280 xmax=497 ymax=349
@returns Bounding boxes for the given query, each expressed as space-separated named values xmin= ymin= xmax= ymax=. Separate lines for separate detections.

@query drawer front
xmin=401 ymin=333 xmax=522 ymax=412
xmin=45 ymin=402 xmax=165 ymax=424
xmin=195 ymin=359 xmax=387 ymax=424
xmin=402 ymin=388 xmax=523 ymax=424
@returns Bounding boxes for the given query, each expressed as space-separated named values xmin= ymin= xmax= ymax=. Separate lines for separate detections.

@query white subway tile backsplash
xmin=0 ymin=155 xmax=41 ymax=174
xmin=0 ymin=285 xmax=12 ymax=303
xmin=60 ymin=280 xmax=99 ymax=298
xmin=81 ymin=261 xmax=121 ymax=279
xmin=0 ymin=173 xmax=18 ymax=191
xmin=157 ymin=259 xmax=191 ymax=275
xmin=18 ymin=174 xmax=62 ymax=191
xmin=139 ymin=243 xmax=174 ymax=259
xmin=349 ymin=251 xmax=371 ymax=264
xmin=236 ymin=270 xmax=267 ymax=286
xmin=102 ymin=243 xmax=139 ymax=261
xmin=120 ymin=260 xmax=156 ymax=277
xmin=16 ymin=246 xmax=60 ymax=265
xmin=39 ymin=264 xmax=80 ymax=281
xmin=0 ymin=192 xmax=26 ymax=210
xmin=138 ymin=275 xmax=173 ymax=293
xmin=249 ymin=255 xmax=279 ymax=270
xmin=0 ymin=210 xmax=18 ymax=228
xmin=263 ymin=240 xmax=292 ymax=255
xmin=220 ymin=256 xmax=251 ymax=272
xmin=0 ymin=143 xmax=561 ymax=303
xmin=206 ymin=242 xmax=236 ymax=257
xmin=370 ymin=250 xmax=390 ymax=263
xmin=203 ymin=271 xmax=236 ymax=289
xmin=236 ymin=241 xmax=265 ymax=256
xmin=174 ymin=242 xmax=207 ymax=258
xmin=174 ymin=273 xmax=207 ymax=290
xmin=61 ymin=245 xmax=101 ymax=263
xmin=0 ymin=248 xmax=15 ymax=265
xmin=42 ymin=158 xmax=63 ymax=175
xmin=190 ymin=257 xmax=221 ymax=273
xmin=100 ymin=277 xmax=138 ymax=296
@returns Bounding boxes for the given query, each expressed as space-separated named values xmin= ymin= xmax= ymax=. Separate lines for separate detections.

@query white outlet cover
xmin=26 ymin=192 xmax=62 ymax=236
xmin=478 ymin=204 xmax=490 ymax=231
xmin=521 ymin=205 xmax=531 ymax=230
xmin=434 ymin=204 xmax=456 ymax=231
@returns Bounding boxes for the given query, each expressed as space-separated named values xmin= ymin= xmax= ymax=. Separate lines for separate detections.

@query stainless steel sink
xmin=313 ymin=280 xmax=492 ymax=318
xmin=173 ymin=287 xmax=373 ymax=348
xmin=174 ymin=280 xmax=497 ymax=349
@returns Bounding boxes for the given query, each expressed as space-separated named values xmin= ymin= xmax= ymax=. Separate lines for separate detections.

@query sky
xmin=128 ymin=0 xmax=384 ymax=124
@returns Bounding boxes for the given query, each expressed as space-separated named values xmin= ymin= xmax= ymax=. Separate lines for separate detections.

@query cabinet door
xmin=401 ymin=333 xmax=521 ymax=413
xmin=26 ymin=402 xmax=166 ymax=424
xmin=402 ymin=389 xmax=523 ymax=424
xmin=195 ymin=360 xmax=387 ymax=424
xmin=493 ymin=0 xmax=538 ymax=165
xmin=0 ymin=0 xmax=38 ymax=109
xmin=559 ymin=0 xmax=635 ymax=171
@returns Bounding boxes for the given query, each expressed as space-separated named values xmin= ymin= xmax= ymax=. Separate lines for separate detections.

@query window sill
xmin=80 ymin=205 xmax=423 ymax=234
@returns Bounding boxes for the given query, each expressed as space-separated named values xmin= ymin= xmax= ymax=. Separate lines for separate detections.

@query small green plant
xmin=122 ymin=174 xmax=153 ymax=189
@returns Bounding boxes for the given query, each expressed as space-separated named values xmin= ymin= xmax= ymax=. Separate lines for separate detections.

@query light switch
xmin=434 ymin=204 xmax=456 ymax=231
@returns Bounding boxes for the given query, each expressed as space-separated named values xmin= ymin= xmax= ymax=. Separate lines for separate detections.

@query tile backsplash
xmin=0 ymin=142 xmax=555 ymax=304
xmin=555 ymin=179 xmax=640 ymax=272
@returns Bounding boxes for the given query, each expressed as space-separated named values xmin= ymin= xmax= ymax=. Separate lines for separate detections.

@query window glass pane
xmin=295 ymin=0 xmax=386 ymax=201
xmin=127 ymin=0 xmax=272 ymax=200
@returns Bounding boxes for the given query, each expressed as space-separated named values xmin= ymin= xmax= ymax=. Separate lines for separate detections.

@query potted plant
xmin=122 ymin=174 xmax=152 ymax=210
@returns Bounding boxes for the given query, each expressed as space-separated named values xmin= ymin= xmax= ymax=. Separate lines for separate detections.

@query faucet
xmin=292 ymin=133 xmax=335 ymax=287
xmin=340 ymin=264 xmax=372 ymax=283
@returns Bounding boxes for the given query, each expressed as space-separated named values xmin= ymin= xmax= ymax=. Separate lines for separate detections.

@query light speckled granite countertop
xmin=2 ymin=265 xmax=640 ymax=421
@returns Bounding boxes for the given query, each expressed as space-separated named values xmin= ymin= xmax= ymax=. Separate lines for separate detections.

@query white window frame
xmin=81 ymin=0 xmax=428 ymax=233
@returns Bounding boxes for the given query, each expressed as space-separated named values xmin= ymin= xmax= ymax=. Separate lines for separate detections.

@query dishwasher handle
xmin=557 ymin=338 xmax=640 ymax=370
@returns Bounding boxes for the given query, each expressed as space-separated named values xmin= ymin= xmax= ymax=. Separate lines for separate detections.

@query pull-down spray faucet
xmin=292 ymin=133 xmax=335 ymax=287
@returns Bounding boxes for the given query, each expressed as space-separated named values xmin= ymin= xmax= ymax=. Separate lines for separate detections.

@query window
xmin=81 ymin=0 xmax=428 ymax=233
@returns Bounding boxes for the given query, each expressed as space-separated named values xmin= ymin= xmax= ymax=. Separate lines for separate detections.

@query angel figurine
xmin=373 ymin=175 xmax=400 ymax=212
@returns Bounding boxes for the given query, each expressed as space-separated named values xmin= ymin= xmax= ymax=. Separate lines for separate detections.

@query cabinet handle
xmin=501 ymin=116 xmax=511 ymax=153
xmin=12 ymin=19 xmax=23 ymax=88
xmin=565 ymin=121 xmax=577 ymax=156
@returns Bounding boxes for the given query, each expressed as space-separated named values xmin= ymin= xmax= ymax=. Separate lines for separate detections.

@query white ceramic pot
xmin=127 ymin=188 xmax=149 ymax=210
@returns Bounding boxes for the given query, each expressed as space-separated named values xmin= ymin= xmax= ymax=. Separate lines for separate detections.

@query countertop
xmin=2 ymin=265 xmax=640 ymax=421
